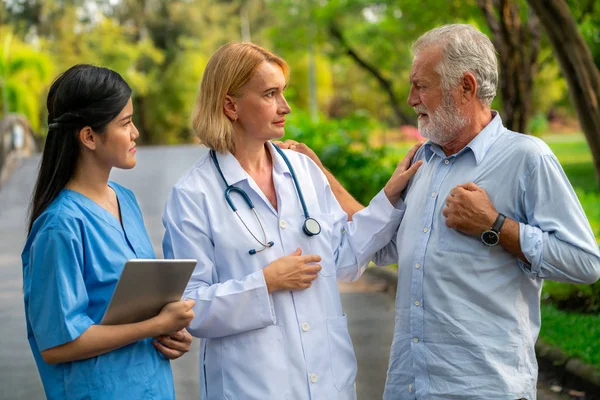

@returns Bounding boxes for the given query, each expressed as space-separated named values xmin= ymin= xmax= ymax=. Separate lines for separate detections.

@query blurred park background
xmin=1 ymin=0 xmax=600 ymax=397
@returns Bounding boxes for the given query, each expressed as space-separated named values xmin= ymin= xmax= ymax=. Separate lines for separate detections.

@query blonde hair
xmin=192 ymin=42 xmax=289 ymax=153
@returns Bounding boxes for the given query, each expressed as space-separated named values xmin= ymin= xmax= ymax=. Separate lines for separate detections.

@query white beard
xmin=416 ymin=95 xmax=467 ymax=145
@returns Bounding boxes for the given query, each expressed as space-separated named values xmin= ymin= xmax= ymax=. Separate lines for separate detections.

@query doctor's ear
xmin=224 ymin=95 xmax=238 ymax=122
xmin=78 ymin=126 xmax=97 ymax=151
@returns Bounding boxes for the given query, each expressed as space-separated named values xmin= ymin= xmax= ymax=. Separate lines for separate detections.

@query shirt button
xmin=279 ymin=220 xmax=287 ymax=229
xmin=414 ymin=301 xmax=420 ymax=306
xmin=301 ymin=322 xmax=310 ymax=332
xmin=310 ymin=373 xmax=318 ymax=383
xmin=444 ymin=159 xmax=450 ymax=165
xmin=415 ymin=263 xmax=421 ymax=269
xmin=423 ymin=227 xmax=429 ymax=233
xmin=413 ymin=337 xmax=419 ymax=343
xmin=431 ymin=191 xmax=437 ymax=197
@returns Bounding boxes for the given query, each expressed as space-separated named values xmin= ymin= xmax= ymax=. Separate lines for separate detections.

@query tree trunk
xmin=527 ymin=0 xmax=600 ymax=189
xmin=477 ymin=0 xmax=540 ymax=134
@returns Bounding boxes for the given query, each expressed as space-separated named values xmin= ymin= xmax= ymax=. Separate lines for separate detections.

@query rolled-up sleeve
xmin=162 ymin=186 xmax=276 ymax=339
xmin=518 ymin=154 xmax=600 ymax=284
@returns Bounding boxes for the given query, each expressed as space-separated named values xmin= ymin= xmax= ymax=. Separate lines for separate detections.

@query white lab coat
xmin=162 ymin=143 xmax=403 ymax=400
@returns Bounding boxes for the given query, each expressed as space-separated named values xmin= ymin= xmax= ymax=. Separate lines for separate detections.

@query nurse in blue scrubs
xmin=22 ymin=64 xmax=196 ymax=399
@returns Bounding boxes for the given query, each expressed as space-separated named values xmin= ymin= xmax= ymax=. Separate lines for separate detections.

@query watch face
xmin=481 ymin=230 xmax=500 ymax=246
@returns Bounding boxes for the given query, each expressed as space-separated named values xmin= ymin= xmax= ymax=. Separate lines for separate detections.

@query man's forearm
xmin=321 ymin=167 xmax=364 ymax=220
xmin=498 ymin=217 xmax=527 ymax=262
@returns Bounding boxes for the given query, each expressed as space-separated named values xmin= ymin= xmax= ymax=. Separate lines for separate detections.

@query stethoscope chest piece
xmin=303 ymin=217 xmax=321 ymax=236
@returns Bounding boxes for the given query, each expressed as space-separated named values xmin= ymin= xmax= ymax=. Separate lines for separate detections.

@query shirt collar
xmin=212 ymin=141 xmax=289 ymax=186
xmin=422 ymin=111 xmax=503 ymax=165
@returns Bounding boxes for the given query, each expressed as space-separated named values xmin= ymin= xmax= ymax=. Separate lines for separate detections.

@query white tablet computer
xmin=100 ymin=259 xmax=197 ymax=325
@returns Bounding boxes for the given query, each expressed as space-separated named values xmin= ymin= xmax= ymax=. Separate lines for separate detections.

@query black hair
xmin=27 ymin=64 xmax=132 ymax=234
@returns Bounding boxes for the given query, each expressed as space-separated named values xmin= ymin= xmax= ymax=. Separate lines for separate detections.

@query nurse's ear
xmin=78 ymin=126 xmax=97 ymax=151
xmin=223 ymin=95 xmax=238 ymax=122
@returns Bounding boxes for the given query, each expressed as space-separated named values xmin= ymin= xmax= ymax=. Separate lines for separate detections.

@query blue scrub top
xmin=22 ymin=182 xmax=175 ymax=400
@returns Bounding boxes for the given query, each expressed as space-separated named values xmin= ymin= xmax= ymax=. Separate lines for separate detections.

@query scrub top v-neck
xmin=22 ymin=181 xmax=175 ymax=400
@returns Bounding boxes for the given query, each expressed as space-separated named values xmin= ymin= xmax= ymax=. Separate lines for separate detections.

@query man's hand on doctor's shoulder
xmin=263 ymin=248 xmax=322 ymax=293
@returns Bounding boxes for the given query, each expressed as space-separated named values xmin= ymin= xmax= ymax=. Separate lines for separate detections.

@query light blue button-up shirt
xmin=376 ymin=113 xmax=600 ymax=400
xmin=162 ymin=143 xmax=404 ymax=400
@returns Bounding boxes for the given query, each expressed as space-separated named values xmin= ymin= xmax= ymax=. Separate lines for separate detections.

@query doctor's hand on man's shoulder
xmin=383 ymin=142 xmax=423 ymax=205
xmin=263 ymin=248 xmax=322 ymax=293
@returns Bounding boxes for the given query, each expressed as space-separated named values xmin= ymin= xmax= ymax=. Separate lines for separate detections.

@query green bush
xmin=283 ymin=111 xmax=397 ymax=205
xmin=542 ymin=280 xmax=600 ymax=313
xmin=527 ymin=113 xmax=549 ymax=136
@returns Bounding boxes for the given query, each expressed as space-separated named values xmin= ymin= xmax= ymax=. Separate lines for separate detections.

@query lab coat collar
xmin=212 ymin=141 xmax=290 ymax=186
xmin=266 ymin=141 xmax=292 ymax=177
xmin=212 ymin=150 xmax=247 ymax=186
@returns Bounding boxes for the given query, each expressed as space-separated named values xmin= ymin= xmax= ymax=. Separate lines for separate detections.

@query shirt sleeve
xmin=162 ymin=186 xmax=276 ymax=339
xmin=327 ymin=185 xmax=405 ymax=282
xmin=518 ymin=154 xmax=600 ymax=284
xmin=27 ymin=229 xmax=94 ymax=352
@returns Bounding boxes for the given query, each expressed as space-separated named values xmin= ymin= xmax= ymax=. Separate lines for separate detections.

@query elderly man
xmin=280 ymin=24 xmax=600 ymax=399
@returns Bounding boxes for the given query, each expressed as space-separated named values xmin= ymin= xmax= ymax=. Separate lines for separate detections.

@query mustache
xmin=414 ymin=106 xmax=428 ymax=114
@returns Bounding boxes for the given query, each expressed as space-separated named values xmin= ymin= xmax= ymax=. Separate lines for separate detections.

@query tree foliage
xmin=0 ymin=28 xmax=52 ymax=131
xmin=0 ymin=0 xmax=597 ymax=147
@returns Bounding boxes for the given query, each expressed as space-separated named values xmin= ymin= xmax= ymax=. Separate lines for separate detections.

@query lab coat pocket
xmin=221 ymin=324 xmax=290 ymax=400
xmin=304 ymin=212 xmax=336 ymax=277
xmin=327 ymin=314 xmax=358 ymax=392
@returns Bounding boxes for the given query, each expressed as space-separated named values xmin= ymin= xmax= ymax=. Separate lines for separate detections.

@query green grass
xmin=539 ymin=303 xmax=600 ymax=367
xmin=543 ymin=135 xmax=600 ymax=240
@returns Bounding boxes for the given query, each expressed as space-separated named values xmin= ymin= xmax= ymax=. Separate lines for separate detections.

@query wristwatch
xmin=481 ymin=213 xmax=506 ymax=246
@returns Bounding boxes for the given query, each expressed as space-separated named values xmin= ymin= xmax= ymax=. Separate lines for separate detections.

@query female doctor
xmin=22 ymin=64 xmax=195 ymax=399
xmin=162 ymin=43 xmax=422 ymax=400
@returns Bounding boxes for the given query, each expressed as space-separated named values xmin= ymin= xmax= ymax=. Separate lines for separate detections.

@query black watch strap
xmin=492 ymin=213 xmax=506 ymax=233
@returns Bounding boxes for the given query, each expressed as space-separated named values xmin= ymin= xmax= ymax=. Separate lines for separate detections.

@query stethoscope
xmin=210 ymin=144 xmax=321 ymax=255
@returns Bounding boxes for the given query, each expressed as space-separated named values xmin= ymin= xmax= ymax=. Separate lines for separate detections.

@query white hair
xmin=412 ymin=24 xmax=498 ymax=107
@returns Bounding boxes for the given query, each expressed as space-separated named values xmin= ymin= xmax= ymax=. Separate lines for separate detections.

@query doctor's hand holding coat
xmin=22 ymin=64 xmax=195 ymax=400
xmin=162 ymin=42 xmax=421 ymax=400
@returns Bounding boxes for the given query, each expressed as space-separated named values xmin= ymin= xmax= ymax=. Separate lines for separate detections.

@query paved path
xmin=0 ymin=146 xmax=573 ymax=399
